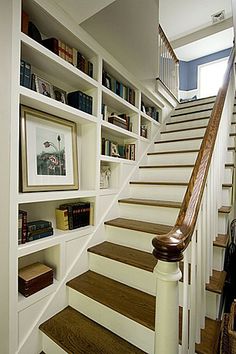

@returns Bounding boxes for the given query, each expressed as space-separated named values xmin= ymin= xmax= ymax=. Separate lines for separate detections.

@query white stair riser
xmin=228 ymin=136 xmax=235 ymax=146
xmin=153 ymin=139 xmax=202 ymax=151
xmin=224 ymin=168 xmax=233 ymax=184
xmin=165 ymin=119 xmax=209 ymax=131
xmin=89 ymin=253 xmax=156 ymax=295
xmin=119 ymin=203 xmax=179 ymax=225
xmin=147 ymin=152 xmax=198 ymax=165
xmin=213 ymin=247 xmax=226 ymax=271
xmin=176 ymin=98 xmax=215 ymax=109
xmin=226 ymin=151 xmax=235 ymax=164
xmin=170 ymin=111 xmax=211 ymax=121
xmin=130 ymin=184 xmax=186 ymax=202
xmin=106 ymin=226 xmax=154 ymax=252
xmin=42 ymin=334 xmax=67 ymax=354
xmin=68 ymin=289 xmax=154 ymax=354
xmin=138 ymin=167 xmax=193 ymax=182
xmin=179 ymin=284 xmax=220 ymax=320
xmin=174 ymin=103 xmax=214 ymax=115
xmin=222 ymin=187 xmax=232 ymax=206
xmin=160 ymin=128 xmax=206 ymax=140
xmin=218 ymin=213 xmax=229 ymax=234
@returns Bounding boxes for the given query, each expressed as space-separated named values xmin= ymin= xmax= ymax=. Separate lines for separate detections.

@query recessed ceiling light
xmin=211 ymin=10 xmax=225 ymax=24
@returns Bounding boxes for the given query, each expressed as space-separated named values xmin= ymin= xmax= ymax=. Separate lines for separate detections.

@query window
xmin=198 ymin=57 xmax=228 ymax=98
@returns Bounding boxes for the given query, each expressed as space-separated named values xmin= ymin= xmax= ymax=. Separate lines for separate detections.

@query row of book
xmin=140 ymin=125 xmax=148 ymax=138
xmin=18 ymin=211 xmax=53 ymax=245
xmin=102 ymin=71 xmax=135 ymax=106
xmin=20 ymin=59 xmax=93 ymax=115
xmin=22 ymin=10 xmax=93 ymax=78
xmin=101 ymin=138 xmax=135 ymax=160
xmin=141 ymin=102 xmax=159 ymax=121
xmin=56 ymin=202 xmax=93 ymax=231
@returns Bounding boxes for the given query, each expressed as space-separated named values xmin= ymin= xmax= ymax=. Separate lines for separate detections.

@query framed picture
xmin=34 ymin=75 xmax=53 ymax=98
xmin=20 ymin=106 xmax=79 ymax=192
xmin=110 ymin=142 xmax=119 ymax=157
xmin=52 ymin=86 xmax=67 ymax=104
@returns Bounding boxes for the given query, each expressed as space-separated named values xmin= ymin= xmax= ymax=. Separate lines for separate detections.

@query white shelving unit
xmin=2 ymin=1 xmax=165 ymax=353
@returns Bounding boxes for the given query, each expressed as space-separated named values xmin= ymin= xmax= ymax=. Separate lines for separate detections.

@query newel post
xmin=153 ymin=260 xmax=182 ymax=354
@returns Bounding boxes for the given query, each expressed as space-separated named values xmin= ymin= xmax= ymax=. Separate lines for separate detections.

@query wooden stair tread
xmin=179 ymin=96 xmax=216 ymax=105
xmin=147 ymin=149 xmax=199 ymax=155
xmin=130 ymin=181 xmax=188 ymax=186
xmin=139 ymin=164 xmax=194 ymax=169
xmin=195 ymin=317 xmax=221 ymax=354
xmin=230 ymin=132 xmax=236 ymax=136
xmin=104 ymin=217 xmax=172 ymax=235
xmin=88 ymin=241 xmax=157 ymax=272
xmin=166 ymin=116 xmax=210 ymax=125
xmin=171 ymin=108 xmax=213 ymax=117
xmin=88 ymin=241 xmax=225 ymax=294
xmin=214 ymin=234 xmax=229 ymax=248
xmin=225 ymin=163 xmax=234 ymax=168
xmin=39 ymin=306 xmax=145 ymax=354
xmin=222 ymin=183 xmax=233 ymax=188
xmin=118 ymin=198 xmax=181 ymax=209
xmin=228 ymin=146 xmax=235 ymax=151
xmin=154 ymin=136 xmax=204 ymax=144
xmin=219 ymin=206 xmax=231 ymax=213
xmin=67 ymin=271 xmax=155 ymax=331
xmin=161 ymin=125 xmax=207 ymax=134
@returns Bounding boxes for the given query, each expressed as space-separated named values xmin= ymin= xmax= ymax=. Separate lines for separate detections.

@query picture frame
xmin=52 ymin=86 xmax=67 ymax=104
xmin=110 ymin=142 xmax=120 ymax=157
xmin=34 ymin=74 xmax=53 ymax=98
xmin=20 ymin=105 xmax=79 ymax=192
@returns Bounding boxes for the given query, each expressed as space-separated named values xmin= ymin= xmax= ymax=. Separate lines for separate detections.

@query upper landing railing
xmin=158 ymin=25 xmax=179 ymax=99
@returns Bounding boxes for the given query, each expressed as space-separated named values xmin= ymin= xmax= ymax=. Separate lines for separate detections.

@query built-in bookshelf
xmin=5 ymin=1 xmax=163 ymax=352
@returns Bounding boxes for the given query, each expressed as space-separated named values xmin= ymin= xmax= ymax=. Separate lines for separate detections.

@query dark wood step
xmin=219 ymin=206 xmax=231 ymax=213
xmin=231 ymin=121 xmax=236 ymax=124
xmin=222 ymin=183 xmax=233 ymax=188
xmin=88 ymin=242 xmax=226 ymax=294
xmin=230 ymin=132 xmax=236 ymax=137
xmin=214 ymin=234 xmax=229 ymax=248
xmin=225 ymin=163 xmax=234 ymax=168
xmin=147 ymin=149 xmax=199 ymax=156
xmin=161 ymin=125 xmax=207 ymax=134
xmin=228 ymin=146 xmax=235 ymax=151
xmin=166 ymin=116 xmax=210 ymax=126
xmin=195 ymin=317 xmax=221 ymax=354
xmin=118 ymin=198 xmax=181 ymax=209
xmin=67 ymin=271 xmax=155 ymax=331
xmin=154 ymin=136 xmax=203 ymax=144
xmin=139 ymin=164 xmax=194 ymax=169
xmin=104 ymin=217 xmax=172 ymax=235
xmin=178 ymin=96 xmax=216 ymax=106
xmin=39 ymin=306 xmax=145 ymax=354
xmin=171 ymin=108 xmax=213 ymax=117
xmin=130 ymin=181 xmax=188 ymax=186
xmin=176 ymin=100 xmax=215 ymax=110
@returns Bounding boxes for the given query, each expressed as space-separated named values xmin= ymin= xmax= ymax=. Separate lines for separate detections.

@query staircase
xmin=39 ymin=95 xmax=234 ymax=354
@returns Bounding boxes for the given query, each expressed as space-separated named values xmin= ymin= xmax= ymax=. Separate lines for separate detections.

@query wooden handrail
xmin=152 ymin=48 xmax=235 ymax=262
xmin=159 ymin=25 xmax=179 ymax=64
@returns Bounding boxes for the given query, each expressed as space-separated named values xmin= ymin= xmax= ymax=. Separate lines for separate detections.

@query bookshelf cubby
xmin=4 ymin=1 xmax=163 ymax=352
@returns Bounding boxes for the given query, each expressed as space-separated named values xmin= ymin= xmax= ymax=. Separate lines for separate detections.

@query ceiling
xmin=55 ymin=0 xmax=234 ymax=76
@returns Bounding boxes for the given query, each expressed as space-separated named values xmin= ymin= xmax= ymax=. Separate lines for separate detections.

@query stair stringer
xmin=17 ymin=111 xmax=164 ymax=354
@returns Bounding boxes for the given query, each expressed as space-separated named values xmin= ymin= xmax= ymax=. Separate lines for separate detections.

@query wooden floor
xmin=40 ymin=306 xmax=146 ymax=354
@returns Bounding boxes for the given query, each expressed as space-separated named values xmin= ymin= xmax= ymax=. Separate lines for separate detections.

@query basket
xmin=220 ymin=300 xmax=236 ymax=354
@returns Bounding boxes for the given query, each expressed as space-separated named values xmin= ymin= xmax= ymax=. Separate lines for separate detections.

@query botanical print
xmin=36 ymin=127 xmax=66 ymax=176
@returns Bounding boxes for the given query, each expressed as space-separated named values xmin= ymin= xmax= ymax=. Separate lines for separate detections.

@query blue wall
xmin=179 ymin=48 xmax=232 ymax=91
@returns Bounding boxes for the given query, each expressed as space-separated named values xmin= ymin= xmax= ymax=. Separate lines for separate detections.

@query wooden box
xmin=18 ymin=262 xmax=53 ymax=297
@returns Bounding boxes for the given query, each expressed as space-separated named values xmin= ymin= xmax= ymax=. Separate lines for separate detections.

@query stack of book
xmin=67 ymin=90 xmax=93 ymax=114
xmin=102 ymin=71 xmax=135 ymax=106
xmin=77 ymin=51 xmax=93 ymax=78
xmin=55 ymin=201 xmax=92 ymax=231
xmin=142 ymin=103 xmax=159 ymax=121
xmin=140 ymin=125 xmax=148 ymax=138
xmin=20 ymin=60 xmax=32 ymax=89
xmin=108 ymin=114 xmax=131 ymax=131
xmin=18 ymin=262 xmax=53 ymax=297
xmin=18 ymin=211 xmax=54 ymax=245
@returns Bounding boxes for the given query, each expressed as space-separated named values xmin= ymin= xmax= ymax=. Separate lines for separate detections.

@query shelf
xmin=141 ymin=112 xmax=160 ymax=125
xmin=18 ymin=225 xmax=94 ymax=258
xmin=139 ymin=136 xmax=150 ymax=142
xmin=20 ymin=86 xmax=97 ymax=125
xmin=17 ymin=189 xmax=97 ymax=204
xmin=101 ymin=120 xmax=138 ymax=139
xmin=21 ymin=33 xmax=98 ymax=92
xmin=102 ymin=86 xmax=139 ymax=114
xmin=99 ymin=188 xmax=119 ymax=196
xmin=18 ymin=279 xmax=59 ymax=312
xmin=100 ymin=155 xmax=136 ymax=165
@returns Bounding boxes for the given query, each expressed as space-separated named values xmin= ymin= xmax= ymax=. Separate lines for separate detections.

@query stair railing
xmin=152 ymin=48 xmax=235 ymax=354
xmin=158 ymin=25 xmax=179 ymax=99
